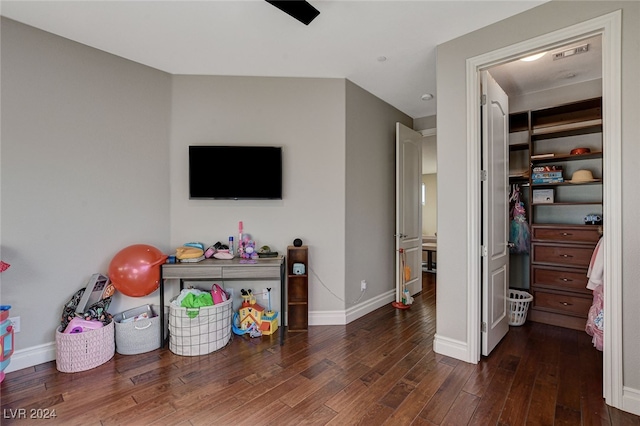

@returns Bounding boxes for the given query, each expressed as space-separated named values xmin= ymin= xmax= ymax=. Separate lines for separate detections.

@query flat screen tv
xmin=189 ymin=145 xmax=283 ymax=200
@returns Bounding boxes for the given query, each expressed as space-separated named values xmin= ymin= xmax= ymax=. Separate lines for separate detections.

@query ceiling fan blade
xmin=265 ymin=1 xmax=320 ymax=25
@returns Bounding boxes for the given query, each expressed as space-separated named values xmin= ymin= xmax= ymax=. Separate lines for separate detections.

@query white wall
xmin=344 ymin=80 xmax=412 ymax=312
xmin=436 ymin=0 xmax=639 ymax=398
xmin=421 ymin=174 xmax=437 ymax=236
xmin=0 ymin=18 xmax=172 ymax=353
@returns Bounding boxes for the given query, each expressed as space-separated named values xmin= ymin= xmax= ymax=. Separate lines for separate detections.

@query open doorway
xmin=465 ymin=11 xmax=622 ymax=405
xmin=420 ymin=130 xmax=437 ymax=275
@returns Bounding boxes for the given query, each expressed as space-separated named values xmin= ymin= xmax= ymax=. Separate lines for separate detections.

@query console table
xmin=159 ymin=256 xmax=286 ymax=347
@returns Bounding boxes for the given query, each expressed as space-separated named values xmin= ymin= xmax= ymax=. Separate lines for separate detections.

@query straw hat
xmin=567 ymin=169 xmax=598 ymax=183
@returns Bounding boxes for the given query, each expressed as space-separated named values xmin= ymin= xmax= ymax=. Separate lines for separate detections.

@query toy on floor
xmin=232 ymin=289 xmax=278 ymax=337
xmin=392 ymin=248 xmax=413 ymax=310
xmin=0 ymin=305 xmax=15 ymax=383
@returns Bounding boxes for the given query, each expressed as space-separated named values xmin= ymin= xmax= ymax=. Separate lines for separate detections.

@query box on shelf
xmin=532 ymin=165 xmax=563 ymax=173
xmin=533 ymin=189 xmax=555 ymax=204
xmin=531 ymin=171 xmax=563 ymax=180
xmin=113 ymin=305 xmax=167 ymax=355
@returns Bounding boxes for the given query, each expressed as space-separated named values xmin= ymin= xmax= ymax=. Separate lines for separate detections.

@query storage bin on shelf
xmin=113 ymin=305 xmax=168 ymax=355
xmin=169 ymin=298 xmax=232 ymax=356
xmin=507 ymin=289 xmax=533 ymax=326
xmin=56 ymin=320 xmax=115 ymax=373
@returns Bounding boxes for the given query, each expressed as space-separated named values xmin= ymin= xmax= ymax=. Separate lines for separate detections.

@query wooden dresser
xmin=529 ymin=224 xmax=600 ymax=330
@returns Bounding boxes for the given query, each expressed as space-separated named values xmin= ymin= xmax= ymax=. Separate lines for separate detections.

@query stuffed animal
xmin=238 ymin=236 xmax=259 ymax=260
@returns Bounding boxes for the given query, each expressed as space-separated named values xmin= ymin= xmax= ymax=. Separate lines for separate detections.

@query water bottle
xmin=229 ymin=236 xmax=234 ymax=256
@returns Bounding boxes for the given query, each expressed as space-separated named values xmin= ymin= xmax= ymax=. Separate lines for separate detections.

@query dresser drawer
xmin=531 ymin=242 xmax=594 ymax=268
xmin=531 ymin=265 xmax=590 ymax=293
xmin=531 ymin=225 xmax=600 ymax=243
xmin=531 ymin=289 xmax=592 ymax=318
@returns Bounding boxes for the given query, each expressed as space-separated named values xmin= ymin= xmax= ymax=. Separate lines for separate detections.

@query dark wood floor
xmin=2 ymin=273 xmax=639 ymax=425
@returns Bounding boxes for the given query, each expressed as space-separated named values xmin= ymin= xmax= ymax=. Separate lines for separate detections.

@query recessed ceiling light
xmin=377 ymin=56 xmax=387 ymax=62
xmin=421 ymin=94 xmax=433 ymax=101
xmin=520 ymin=52 xmax=547 ymax=62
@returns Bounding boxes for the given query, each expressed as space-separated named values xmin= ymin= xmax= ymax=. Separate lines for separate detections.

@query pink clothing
xmin=585 ymin=237 xmax=604 ymax=351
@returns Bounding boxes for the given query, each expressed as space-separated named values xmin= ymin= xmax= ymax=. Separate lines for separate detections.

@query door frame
xmin=465 ymin=11 xmax=622 ymax=406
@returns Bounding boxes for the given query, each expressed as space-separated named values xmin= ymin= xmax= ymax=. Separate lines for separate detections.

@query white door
xmin=395 ymin=123 xmax=423 ymax=300
xmin=481 ymin=71 xmax=510 ymax=356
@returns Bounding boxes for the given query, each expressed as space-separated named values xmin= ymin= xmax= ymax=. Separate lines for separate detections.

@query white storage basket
xmin=56 ymin=320 xmax=115 ymax=373
xmin=507 ymin=289 xmax=533 ymax=326
xmin=114 ymin=305 xmax=168 ymax=355
xmin=169 ymin=298 xmax=232 ymax=356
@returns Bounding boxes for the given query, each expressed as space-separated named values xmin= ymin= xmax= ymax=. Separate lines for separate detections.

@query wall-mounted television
xmin=189 ymin=145 xmax=283 ymax=200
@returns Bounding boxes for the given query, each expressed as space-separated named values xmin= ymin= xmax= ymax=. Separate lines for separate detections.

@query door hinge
xmin=480 ymin=170 xmax=487 ymax=181
xmin=481 ymin=245 xmax=488 ymax=257
xmin=481 ymin=322 xmax=487 ymax=332
xmin=481 ymin=94 xmax=487 ymax=106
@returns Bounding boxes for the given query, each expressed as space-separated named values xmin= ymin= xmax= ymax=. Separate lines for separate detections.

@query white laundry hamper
xmin=507 ymin=289 xmax=533 ymax=326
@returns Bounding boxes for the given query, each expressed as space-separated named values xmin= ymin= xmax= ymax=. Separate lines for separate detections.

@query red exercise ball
xmin=108 ymin=244 xmax=167 ymax=297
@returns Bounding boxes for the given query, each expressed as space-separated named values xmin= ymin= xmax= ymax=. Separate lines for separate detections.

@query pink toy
xmin=63 ymin=317 xmax=104 ymax=334
xmin=211 ymin=283 xmax=228 ymax=304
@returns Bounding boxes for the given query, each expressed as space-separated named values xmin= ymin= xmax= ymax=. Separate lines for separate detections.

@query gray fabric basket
xmin=113 ymin=305 xmax=167 ymax=355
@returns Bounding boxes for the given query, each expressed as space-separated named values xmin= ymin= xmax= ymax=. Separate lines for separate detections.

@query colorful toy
xmin=63 ymin=317 xmax=104 ymax=334
xmin=237 ymin=236 xmax=259 ymax=261
xmin=108 ymin=244 xmax=167 ymax=297
xmin=0 ymin=305 xmax=15 ymax=383
xmin=232 ymin=289 xmax=278 ymax=337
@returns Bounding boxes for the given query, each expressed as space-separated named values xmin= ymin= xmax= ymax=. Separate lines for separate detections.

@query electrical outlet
xmin=361 ymin=280 xmax=367 ymax=291
xmin=227 ymin=288 xmax=234 ymax=299
xmin=9 ymin=316 xmax=20 ymax=333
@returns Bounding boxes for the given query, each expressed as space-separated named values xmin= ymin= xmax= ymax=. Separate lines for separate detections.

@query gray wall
xmin=0 ymin=18 xmax=172 ymax=349
xmin=345 ymin=80 xmax=412 ymax=309
xmin=169 ymin=75 xmax=347 ymax=313
xmin=436 ymin=0 xmax=639 ymax=392
xmin=2 ymin=18 xmax=411 ymax=366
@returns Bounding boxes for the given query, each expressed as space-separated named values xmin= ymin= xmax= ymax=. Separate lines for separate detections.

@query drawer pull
xmin=561 ymin=232 xmax=573 ymax=236
xmin=560 ymin=302 xmax=573 ymax=306
xmin=561 ymin=278 xmax=573 ymax=282
xmin=560 ymin=254 xmax=573 ymax=258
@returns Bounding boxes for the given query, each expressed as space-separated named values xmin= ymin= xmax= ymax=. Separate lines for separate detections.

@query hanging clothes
xmin=509 ymin=184 xmax=530 ymax=254
xmin=585 ymin=236 xmax=604 ymax=351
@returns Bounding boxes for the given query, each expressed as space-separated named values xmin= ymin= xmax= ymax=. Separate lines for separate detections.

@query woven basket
xmin=169 ymin=298 xmax=232 ymax=356
xmin=114 ymin=305 xmax=168 ymax=355
xmin=56 ymin=320 xmax=115 ymax=373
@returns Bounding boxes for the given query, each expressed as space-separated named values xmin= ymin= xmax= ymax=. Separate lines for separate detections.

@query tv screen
xmin=189 ymin=145 xmax=283 ymax=200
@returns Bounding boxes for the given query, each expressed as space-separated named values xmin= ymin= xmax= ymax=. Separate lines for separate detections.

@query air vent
xmin=553 ymin=44 xmax=589 ymax=60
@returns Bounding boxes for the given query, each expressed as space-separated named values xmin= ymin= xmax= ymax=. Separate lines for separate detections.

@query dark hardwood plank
xmin=1 ymin=272 xmax=638 ymax=425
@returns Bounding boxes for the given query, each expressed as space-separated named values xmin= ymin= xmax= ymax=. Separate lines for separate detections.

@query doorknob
xmin=394 ymin=233 xmax=407 ymax=238
xmin=507 ymin=241 xmax=515 ymax=248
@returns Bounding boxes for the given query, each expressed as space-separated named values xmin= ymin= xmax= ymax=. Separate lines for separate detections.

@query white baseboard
xmin=622 ymin=386 xmax=640 ymax=416
xmin=345 ymin=290 xmax=395 ymax=324
xmin=433 ymin=333 xmax=475 ymax=363
xmin=307 ymin=290 xmax=395 ymax=326
xmin=308 ymin=310 xmax=347 ymax=325
xmin=4 ymin=341 xmax=56 ymax=373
